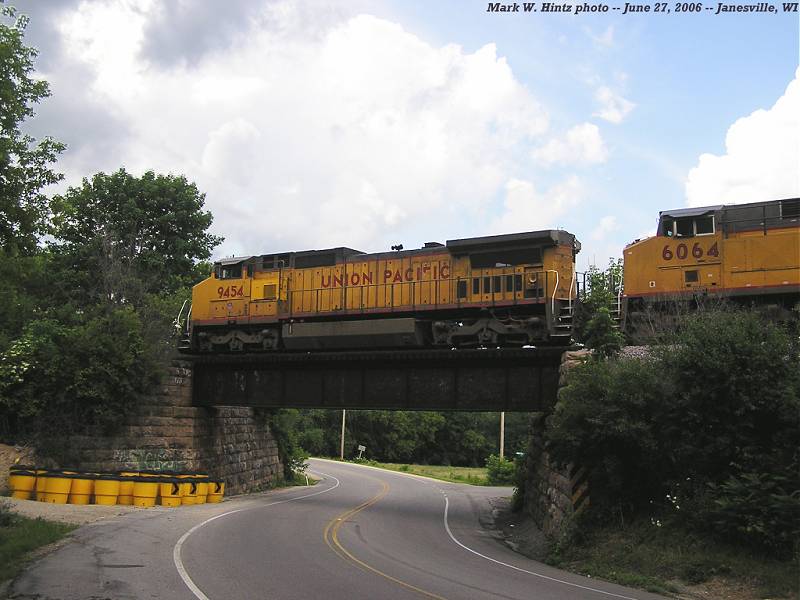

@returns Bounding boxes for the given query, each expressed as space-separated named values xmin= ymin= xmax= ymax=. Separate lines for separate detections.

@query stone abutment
xmin=62 ymin=360 xmax=283 ymax=495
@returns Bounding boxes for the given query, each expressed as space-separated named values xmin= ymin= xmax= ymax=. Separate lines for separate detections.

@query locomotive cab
xmin=659 ymin=209 xmax=716 ymax=239
xmin=622 ymin=198 xmax=800 ymax=331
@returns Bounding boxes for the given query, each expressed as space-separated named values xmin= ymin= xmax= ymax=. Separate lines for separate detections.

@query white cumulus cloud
xmin=46 ymin=1 xmax=557 ymax=256
xmin=490 ymin=176 xmax=584 ymax=234
xmin=590 ymin=215 xmax=619 ymax=240
xmin=685 ymin=68 xmax=800 ymax=207
xmin=593 ymin=86 xmax=635 ymax=124
xmin=532 ymin=122 xmax=608 ymax=165
xmin=586 ymin=25 xmax=614 ymax=48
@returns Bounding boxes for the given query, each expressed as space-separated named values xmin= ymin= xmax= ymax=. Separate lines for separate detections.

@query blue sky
xmin=14 ymin=0 xmax=800 ymax=269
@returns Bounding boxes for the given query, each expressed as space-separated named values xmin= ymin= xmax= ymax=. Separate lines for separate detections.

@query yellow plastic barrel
xmin=207 ymin=480 xmax=225 ymax=503
xmin=94 ymin=475 xmax=120 ymax=505
xmin=68 ymin=474 xmax=95 ymax=505
xmin=180 ymin=478 xmax=198 ymax=505
xmin=159 ymin=479 xmax=182 ymax=507
xmin=195 ymin=480 xmax=209 ymax=504
xmin=35 ymin=468 xmax=49 ymax=501
xmin=43 ymin=473 xmax=72 ymax=504
xmin=132 ymin=477 xmax=159 ymax=508
xmin=8 ymin=468 xmax=37 ymax=500
xmin=117 ymin=473 xmax=137 ymax=505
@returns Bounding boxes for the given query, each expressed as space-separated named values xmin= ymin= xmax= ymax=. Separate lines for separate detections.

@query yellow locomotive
xmin=181 ymin=230 xmax=580 ymax=352
xmin=622 ymin=197 xmax=800 ymax=320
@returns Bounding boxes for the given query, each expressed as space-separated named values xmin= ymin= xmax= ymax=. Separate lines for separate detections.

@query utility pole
xmin=340 ymin=409 xmax=346 ymax=460
xmin=499 ymin=411 xmax=505 ymax=459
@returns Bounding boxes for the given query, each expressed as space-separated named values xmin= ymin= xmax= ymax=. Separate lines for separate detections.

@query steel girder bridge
xmin=189 ymin=347 xmax=566 ymax=412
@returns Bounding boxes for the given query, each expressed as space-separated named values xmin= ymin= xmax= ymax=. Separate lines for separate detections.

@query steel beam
xmin=189 ymin=348 xmax=566 ymax=412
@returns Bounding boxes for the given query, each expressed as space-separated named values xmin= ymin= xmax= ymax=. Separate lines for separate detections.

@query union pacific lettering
xmin=321 ymin=262 xmax=451 ymax=289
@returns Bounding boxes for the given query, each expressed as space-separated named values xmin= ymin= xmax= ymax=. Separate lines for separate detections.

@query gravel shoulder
xmin=3 ymin=496 xmax=139 ymax=525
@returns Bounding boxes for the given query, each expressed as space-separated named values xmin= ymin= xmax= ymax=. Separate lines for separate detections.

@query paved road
xmin=10 ymin=459 xmax=666 ymax=599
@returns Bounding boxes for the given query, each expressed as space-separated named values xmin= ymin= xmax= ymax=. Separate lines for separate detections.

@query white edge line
xmin=318 ymin=460 xmax=642 ymax=600
xmin=173 ymin=471 xmax=340 ymax=600
xmin=442 ymin=495 xmax=641 ymax=600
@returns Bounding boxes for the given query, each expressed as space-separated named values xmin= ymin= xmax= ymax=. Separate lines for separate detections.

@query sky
xmin=11 ymin=0 xmax=800 ymax=269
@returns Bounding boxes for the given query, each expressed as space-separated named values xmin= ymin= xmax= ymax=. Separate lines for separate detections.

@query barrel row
xmin=7 ymin=466 xmax=225 ymax=507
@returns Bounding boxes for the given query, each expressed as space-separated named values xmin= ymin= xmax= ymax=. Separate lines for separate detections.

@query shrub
xmin=546 ymin=309 xmax=800 ymax=557
xmin=0 ymin=500 xmax=14 ymax=527
xmin=486 ymin=454 xmax=516 ymax=485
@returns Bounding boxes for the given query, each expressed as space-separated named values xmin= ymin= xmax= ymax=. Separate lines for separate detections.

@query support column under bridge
xmin=189 ymin=347 xmax=567 ymax=411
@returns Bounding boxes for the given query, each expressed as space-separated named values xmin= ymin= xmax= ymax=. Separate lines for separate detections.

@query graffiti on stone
xmin=173 ymin=366 xmax=191 ymax=386
xmin=113 ymin=448 xmax=187 ymax=471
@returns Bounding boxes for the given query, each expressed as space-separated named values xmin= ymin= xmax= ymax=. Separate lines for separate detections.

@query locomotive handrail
xmin=174 ymin=299 xmax=189 ymax=334
xmin=545 ymin=269 xmax=559 ymax=317
xmin=568 ymin=269 xmax=576 ymax=312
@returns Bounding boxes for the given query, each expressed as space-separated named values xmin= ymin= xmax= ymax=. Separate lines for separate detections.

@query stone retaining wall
xmin=523 ymin=349 xmax=591 ymax=537
xmin=60 ymin=361 xmax=282 ymax=495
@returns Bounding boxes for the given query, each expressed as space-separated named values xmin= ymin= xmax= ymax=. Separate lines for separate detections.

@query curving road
xmin=11 ymin=459 xmax=666 ymax=600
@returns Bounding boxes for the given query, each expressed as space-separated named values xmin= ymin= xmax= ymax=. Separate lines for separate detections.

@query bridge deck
xmin=190 ymin=347 xmax=567 ymax=411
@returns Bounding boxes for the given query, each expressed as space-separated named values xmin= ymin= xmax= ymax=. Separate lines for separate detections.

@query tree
xmin=583 ymin=306 xmax=624 ymax=358
xmin=0 ymin=5 xmax=64 ymax=254
xmin=50 ymin=169 xmax=223 ymax=307
xmin=546 ymin=309 xmax=800 ymax=556
xmin=0 ymin=307 xmax=158 ymax=442
xmin=574 ymin=259 xmax=623 ymax=343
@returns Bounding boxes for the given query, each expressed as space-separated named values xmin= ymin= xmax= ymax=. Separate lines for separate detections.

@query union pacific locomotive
xmin=180 ymin=230 xmax=580 ymax=352
xmin=622 ymin=197 xmax=800 ymax=322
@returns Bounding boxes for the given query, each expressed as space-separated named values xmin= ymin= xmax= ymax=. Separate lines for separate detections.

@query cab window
xmin=217 ymin=265 xmax=242 ymax=279
xmin=661 ymin=218 xmax=675 ymax=237
xmin=675 ymin=218 xmax=694 ymax=238
xmin=695 ymin=215 xmax=714 ymax=235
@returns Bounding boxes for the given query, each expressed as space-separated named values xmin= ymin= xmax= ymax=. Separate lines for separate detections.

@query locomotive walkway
xmin=189 ymin=347 xmax=566 ymax=412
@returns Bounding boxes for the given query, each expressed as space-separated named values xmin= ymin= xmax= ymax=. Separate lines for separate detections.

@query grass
xmin=0 ymin=502 xmax=76 ymax=585
xmin=353 ymin=460 xmax=490 ymax=485
xmin=546 ymin=518 xmax=799 ymax=598
xmin=288 ymin=471 xmax=318 ymax=486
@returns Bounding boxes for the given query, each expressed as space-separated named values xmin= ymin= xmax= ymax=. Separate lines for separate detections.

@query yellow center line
xmin=322 ymin=478 xmax=448 ymax=600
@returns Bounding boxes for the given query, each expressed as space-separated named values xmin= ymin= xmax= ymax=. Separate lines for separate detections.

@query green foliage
xmin=0 ymin=508 xmax=76 ymax=584
xmin=707 ymin=470 xmax=800 ymax=558
xmin=511 ymin=453 xmax=527 ymax=511
xmin=0 ymin=5 xmax=64 ymax=255
xmin=545 ymin=516 xmax=797 ymax=598
xmin=264 ymin=409 xmax=309 ymax=480
xmin=0 ymin=308 xmax=158 ymax=439
xmin=0 ymin=500 xmax=13 ymax=527
xmin=583 ymin=307 xmax=624 ymax=358
xmin=547 ymin=309 xmax=799 ymax=557
xmin=50 ymin=169 xmax=222 ymax=307
xmin=574 ymin=259 xmax=622 ymax=342
xmin=355 ymin=461 xmax=489 ymax=485
xmin=291 ymin=409 xmax=529 ymax=467
xmin=347 ymin=410 xmax=446 ymax=463
xmin=547 ymin=357 xmax=665 ymax=510
xmin=485 ymin=454 xmax=516 ymax=485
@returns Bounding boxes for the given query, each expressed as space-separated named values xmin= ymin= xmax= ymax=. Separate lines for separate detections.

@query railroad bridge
xmin=189 ymin=347 xmax=567 ymax=412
